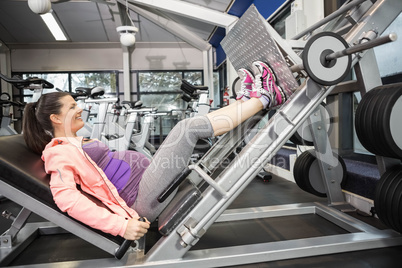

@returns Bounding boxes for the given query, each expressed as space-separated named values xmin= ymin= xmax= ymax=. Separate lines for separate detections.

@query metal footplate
xmin=221 ymin=4 xmax=299 ymax=96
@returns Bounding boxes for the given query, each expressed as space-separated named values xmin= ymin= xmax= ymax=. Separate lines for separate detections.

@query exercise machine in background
xmin=74 ymin=86 xmax=107 ymax=138
xmin=0 ymin=93 xmax=24 ymax=136
xmin=180 ymin=79 xmax=211 ymax=117
xmin=0 ymin=73 xmax=54 ymax=103
xmin=101 ymin=100 xmax=158 ymax=159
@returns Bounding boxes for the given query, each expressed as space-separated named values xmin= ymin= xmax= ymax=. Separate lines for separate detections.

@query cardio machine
xmin=180 ymin=80 xmax=215 ymax=159
xmin=0 ymin=73 xmax=54 ymax=136
xmin=180 ymin=79 xmax=211 ymax=117
xmin=74 ymin=86 xmax=107 ymax=138
xmin=77 ymin=93 xmax=119 ymax=140
xmin=100 ymin=100 xmax=158 ymax=159
xmin=0 ymin=73 xmax=54 ymax=103
xmin=0 ymin=93 xmax=24 ymax=136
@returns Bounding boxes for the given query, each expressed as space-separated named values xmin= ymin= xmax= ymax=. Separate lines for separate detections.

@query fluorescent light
xmin=40 ymin=12 xmax=67 ymax=41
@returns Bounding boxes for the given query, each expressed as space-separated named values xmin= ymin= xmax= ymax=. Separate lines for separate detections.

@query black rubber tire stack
xmin=355 ymin=83 xmax=402 ymax=233
xmin=293 ymin=150 xmax=347 ymax=197
xmin=355 ymin=83 xmax=402 ymax=159
xmin=374 ymin=165 xmax=402 ymax=233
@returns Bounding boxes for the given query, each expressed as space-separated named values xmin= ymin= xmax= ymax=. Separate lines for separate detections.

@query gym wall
xmin=9 ymin=43 xmax=203 ymax=73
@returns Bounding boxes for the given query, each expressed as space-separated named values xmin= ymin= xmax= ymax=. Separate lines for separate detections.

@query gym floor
xmin=1 ymin=175 xmax=401 ymax=267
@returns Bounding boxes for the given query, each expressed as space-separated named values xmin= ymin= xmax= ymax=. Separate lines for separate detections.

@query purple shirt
xmin=82 ymin=140 xmax=150 ymax=206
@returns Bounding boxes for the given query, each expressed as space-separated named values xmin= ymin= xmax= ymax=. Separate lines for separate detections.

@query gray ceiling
xmin=0 ymin=0 xmax=235 ymax=48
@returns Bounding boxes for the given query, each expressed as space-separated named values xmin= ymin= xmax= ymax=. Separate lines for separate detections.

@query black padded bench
xmin=0 ymin=135 xmax=130 ymax=260
xmin=0 ymin=135 xmax=55 ymax=208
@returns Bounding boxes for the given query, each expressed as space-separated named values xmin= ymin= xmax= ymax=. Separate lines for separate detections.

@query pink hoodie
xmin=42 ymin=137 xmax=138 ymax=237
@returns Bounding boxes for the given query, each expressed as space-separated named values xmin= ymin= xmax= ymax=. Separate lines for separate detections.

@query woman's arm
xmin=49 ymin=164 xmax=129 ymax=237
xmin=43 ymin=143 xmax=149 ymax=238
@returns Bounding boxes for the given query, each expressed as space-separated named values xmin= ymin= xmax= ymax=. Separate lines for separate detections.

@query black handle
xmin=115 ymin=239 xmax=132 ymax=260
xmin=114 ymin=217 xmax=146 ymax=259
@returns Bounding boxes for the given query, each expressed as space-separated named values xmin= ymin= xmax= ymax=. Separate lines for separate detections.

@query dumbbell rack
xmin=135 ymin=1 xmax=402 ymax=267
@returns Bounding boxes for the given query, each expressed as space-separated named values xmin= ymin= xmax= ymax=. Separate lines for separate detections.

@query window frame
xmin=12 ymin=70 xmax=120 ymax=103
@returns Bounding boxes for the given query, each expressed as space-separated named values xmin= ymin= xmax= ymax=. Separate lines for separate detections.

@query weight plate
xmin=293 ymin=150 xmax=346 ymax=197
xmin=308 ymin=152 xmax=347 ymax=197
xmin=375 ymin=168 xmax=393 ymax=228
xmin=375 ymin=166 xmax=402 ymax=232
xmin=360 ymin=96 xmax=376 ymax=153
xmin=373 ymin=90 xmax=391 ymax=155
xmin=307 ymin=156 xmax=327 ymax=197
xmin=385 ymin=169 xmax=402 ymax=231
xmin=356 ymin=83 xmax=402 ymax=159
xmin=293 ymin=151 xmax=311 ymax=192
xmin=390 ymin=175 xmax=402 ymax=232
xmin=356 ymin=87 xmax=384 ymax=155
xmin=303 ymin=32 xmax=351 ymax=86
xmin=384 ymin=86 xmax=402 ymax=158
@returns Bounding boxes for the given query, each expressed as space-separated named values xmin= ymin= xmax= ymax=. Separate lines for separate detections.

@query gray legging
xmin=133 ymin=115 xmax=214 ymax=221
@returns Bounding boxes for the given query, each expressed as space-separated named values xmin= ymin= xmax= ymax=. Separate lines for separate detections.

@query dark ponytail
xmin=22 ymin=91 xmax=70 ymax=155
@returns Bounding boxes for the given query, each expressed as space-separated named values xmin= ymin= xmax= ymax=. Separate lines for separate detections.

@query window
xmin=14 ymin=71 xmax=118 ymax=103
xmin=71 ymin=72 xmax=117 ymax=95
xmin=139 ymin=72 xmax=182 ymax=93
xmin=138 ymin=71 xmax=202 ymax=111
xmin=183 ymin=72 xmax=203 ymax=85
xmin=138 ymin=70 xmax=203 ymax=139
xmin=20 ymin=73 xmax=68 ymax=103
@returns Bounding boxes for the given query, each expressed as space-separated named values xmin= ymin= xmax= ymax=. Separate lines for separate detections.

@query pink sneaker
xmin=236 ymin=68 xmax=254 ymax=100
xmin=250 ymin=61 xmax=287 ymax=108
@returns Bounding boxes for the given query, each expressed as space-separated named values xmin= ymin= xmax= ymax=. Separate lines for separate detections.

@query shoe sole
xmin=236 ymin=69 xmax=254 ymax=99
xmin=255 ymin=61 xmax=287 ymax=106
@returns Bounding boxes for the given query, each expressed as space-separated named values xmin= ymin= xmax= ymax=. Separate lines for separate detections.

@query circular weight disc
xmin=374 ymin=168 xmax=395 ymax=228
xmin=308 ymin=159 xmax=326 ymax=194
xmin=303 ymin=32 xmax=351 ymax=86
xmin=293 ymin=151 xmax=310 ymax=192
xmin=389 ymin=95 xmax=402 ymax=151
xmin=308 ymin=155 xmax=344 ymax=194
xmin=356 ymin=87 xmax=382 ymax=155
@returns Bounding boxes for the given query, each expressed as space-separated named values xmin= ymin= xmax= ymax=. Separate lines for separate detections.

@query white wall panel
xmin=10 ymin=45 xmax=203 ymax=72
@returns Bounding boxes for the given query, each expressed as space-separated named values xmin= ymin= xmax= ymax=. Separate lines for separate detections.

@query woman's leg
xmin=206 ymin=98 xmax=263 ymax=136
xmin=133 ymin=99 xmax=264 ymax=221
xmin=132 ymin=115 xmax=214 ymax=221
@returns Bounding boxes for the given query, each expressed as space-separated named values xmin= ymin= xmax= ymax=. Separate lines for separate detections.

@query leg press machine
xmin=1 ymin=0 xmax=402 ymax=267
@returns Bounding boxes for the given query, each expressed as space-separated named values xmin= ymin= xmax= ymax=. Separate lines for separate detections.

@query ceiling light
xmin=116 ymin=26 xmax=138 ymax=47
xmin=28 ymin=0 xmax=51 ymax=15
xmin=40 ymin=12 xmax=68 ymax=41
xmin=116 ymin=0 xmax=139 ymax=47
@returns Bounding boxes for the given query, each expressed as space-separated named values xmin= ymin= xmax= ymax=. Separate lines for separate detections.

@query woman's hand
xmin=123 ymin=217 xmax=150 ymax=240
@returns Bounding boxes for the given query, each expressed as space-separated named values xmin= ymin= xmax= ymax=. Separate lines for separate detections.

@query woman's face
xmin=57 ymin=95 xmax=84 ymax=135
